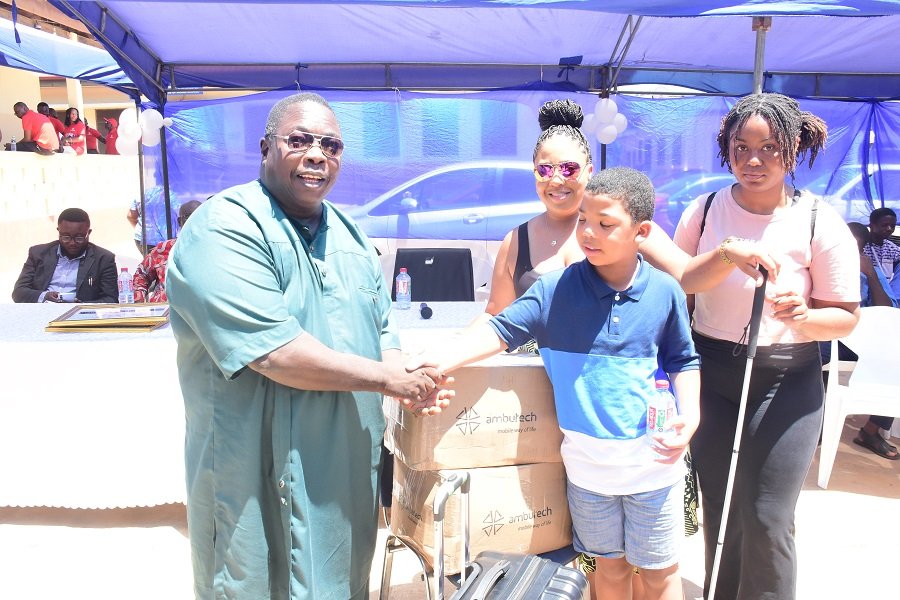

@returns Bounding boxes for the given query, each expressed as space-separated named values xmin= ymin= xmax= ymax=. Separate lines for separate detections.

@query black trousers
xmin=692 ymin=333 xmax=823 ymax=600
xmin=6 ymin=140 xmax=49 ymax=153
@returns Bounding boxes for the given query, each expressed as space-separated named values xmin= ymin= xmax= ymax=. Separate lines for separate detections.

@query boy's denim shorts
xmin=567 ymin=478 xmax=684 ymax=570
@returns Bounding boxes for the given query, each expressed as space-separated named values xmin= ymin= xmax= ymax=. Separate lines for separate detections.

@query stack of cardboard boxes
xmin=384 ymin=352 xmax=572 ymax=572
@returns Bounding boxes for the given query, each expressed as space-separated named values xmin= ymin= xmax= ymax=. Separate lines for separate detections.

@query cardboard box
xmin=390 ymin=459 xmax=572 ymax=573
xmin=384 ymin=355 xmax=563 ymax=470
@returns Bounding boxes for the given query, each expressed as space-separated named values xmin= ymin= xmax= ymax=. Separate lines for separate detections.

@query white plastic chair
xmin=818 ymin=306 xmax=900 ymax=489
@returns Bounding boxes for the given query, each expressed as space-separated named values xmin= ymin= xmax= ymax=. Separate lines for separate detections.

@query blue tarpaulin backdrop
xmin=142 ymin=89 xmax=899 ymax=238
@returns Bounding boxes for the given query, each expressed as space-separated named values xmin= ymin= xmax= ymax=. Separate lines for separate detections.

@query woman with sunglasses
xmin=472 ymin=99 xmax=686 ymax=325
xmin=469 ymin=99 xmax=592 ymax=329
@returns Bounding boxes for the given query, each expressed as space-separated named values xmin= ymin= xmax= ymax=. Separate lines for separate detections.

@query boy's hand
xmin=399 ymin=384 xmax=456 ymax=417
xmin=650 ymin=415 xmax=697 ymax=464
xmin=397 ymin=356 xmax=455 ymax=416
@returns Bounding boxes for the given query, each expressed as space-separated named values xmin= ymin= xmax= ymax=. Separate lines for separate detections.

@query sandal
xmin=853 ymin=428 xmax=900 ymax=460
xmin=862 ymin=427 xmax=896 ymax=452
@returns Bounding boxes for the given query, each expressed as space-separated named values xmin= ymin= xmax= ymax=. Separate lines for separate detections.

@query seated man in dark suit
xmin=12 ymin=208 xmax=119 ymax=303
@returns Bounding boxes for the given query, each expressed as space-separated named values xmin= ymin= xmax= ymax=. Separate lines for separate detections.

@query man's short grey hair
xmin=264 ymin=93 xmax=333 ymax=137
xmin=584 ymin=167 xmax=655 ymax=224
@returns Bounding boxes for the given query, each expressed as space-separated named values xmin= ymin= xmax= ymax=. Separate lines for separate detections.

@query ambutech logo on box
xmin=454 ymin=406 xmax=538 ymax=435
xmin=455 ymin=407 xmax=481 ymax=434
xmin=481 ymin=506 xmax=554 ymax=536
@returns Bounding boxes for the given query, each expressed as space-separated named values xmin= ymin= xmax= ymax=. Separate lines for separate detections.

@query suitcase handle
xmin=470 ymin=559 xmax=510 ymax=600
xmin=449 ymin=562 xmax=482 ymax=599
xmin=433 ymin=471 xmax=470 ymax=600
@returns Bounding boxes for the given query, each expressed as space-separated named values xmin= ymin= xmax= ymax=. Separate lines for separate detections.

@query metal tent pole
xmin=752 ymin=17 xmax=772 ymax=94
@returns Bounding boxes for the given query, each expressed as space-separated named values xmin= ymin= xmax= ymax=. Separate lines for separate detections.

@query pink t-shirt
xmin=674 ymin=186 xmax=860 ymax=345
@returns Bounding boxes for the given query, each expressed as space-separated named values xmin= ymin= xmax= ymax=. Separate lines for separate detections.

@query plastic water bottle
xmin=647 ymin=379 xmax=676 ymax=449
xmin=395 ymin=267 xmax=411 ymax=310
xmin=9 ymin=137 xmax=16 ymax=152
xmin=118 ymin=267 xmax=134 ymax=304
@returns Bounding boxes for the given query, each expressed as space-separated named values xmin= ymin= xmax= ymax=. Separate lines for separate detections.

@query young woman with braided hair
xmin=671 ymin=93 xmax=860 ymax=599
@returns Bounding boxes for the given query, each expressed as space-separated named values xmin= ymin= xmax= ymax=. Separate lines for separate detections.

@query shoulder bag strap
xmin=698 ymin=192 xmax=717 ymax=239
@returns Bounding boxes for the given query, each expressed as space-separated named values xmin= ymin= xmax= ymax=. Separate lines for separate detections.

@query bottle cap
xmin=399 ymin=268 xmax=407 ymax=273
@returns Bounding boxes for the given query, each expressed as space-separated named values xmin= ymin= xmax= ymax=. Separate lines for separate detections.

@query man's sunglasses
xmin=270 ymin=132 xmax=344 ymax=158
xmin=533 ymin=161 xmax=582 ymax=182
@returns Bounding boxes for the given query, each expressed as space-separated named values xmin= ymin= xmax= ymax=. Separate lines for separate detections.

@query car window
xmin=368 ymin=167 xmax=532 ymax=217
xmin=418 ymin=168 xmax=494 ymax=212
xmin=498 ymin=168 xmax=537 ymax=206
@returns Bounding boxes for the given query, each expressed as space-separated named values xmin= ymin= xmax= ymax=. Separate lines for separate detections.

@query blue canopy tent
xmin=47 ymin=1 xmax=900 ymax=242
xmin=48 ymin=1 xmax=900 ymax=104
xmin=0 ymin=16 xmax=135 ymax=95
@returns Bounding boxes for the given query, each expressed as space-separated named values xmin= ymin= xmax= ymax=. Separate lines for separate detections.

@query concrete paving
xmin=0 ymin=414 xmax=897 ymax=600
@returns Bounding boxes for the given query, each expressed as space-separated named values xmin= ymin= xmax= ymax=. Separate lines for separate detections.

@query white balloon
xmin=141 ymin=127 xmax=161 ymax=147
xmin=596 ymin=124 xmax=618 ymax=145
xmin=595 ymin=98 xmax=618 ymax=123
xmin=117 ymin=135 xmax=139 ymax=156
xmin=119 ymin=107 xmax=137 ymax=127
xmin=140 ymin=108 xmax=164 ymax=131
xmin=612 ymin=112 xmax=628 ymax=134
xmin=118 ymin=119 xmax=142 ymax=143
xmin=162 ymin=117 xmax=174 ymax=127
xmin=581 ymin=113 xmax=595 ymax=133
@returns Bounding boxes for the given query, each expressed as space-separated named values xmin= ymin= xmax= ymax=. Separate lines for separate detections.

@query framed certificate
xmin=46 ymin=303 xmax=170 ymax=332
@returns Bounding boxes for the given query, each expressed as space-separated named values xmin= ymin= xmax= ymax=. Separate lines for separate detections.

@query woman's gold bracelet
xmin=718 ymin=236 xmax=739 ymax=265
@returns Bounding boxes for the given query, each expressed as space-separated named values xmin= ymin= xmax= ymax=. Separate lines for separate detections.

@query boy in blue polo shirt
xmin=421 ymin=167 xmax=700 ymax=600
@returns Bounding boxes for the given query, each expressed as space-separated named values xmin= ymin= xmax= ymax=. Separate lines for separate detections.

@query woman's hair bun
xmin=538 ymin=99 xmax=584 ymax=131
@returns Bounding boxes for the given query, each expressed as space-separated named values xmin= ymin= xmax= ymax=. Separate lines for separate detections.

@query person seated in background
xmin=863 ymin=207 xmax=900 ymax=296
xmin=133 ymin=200 xmax=202 ymax=302
xmin=83 ymin=118 xmax=106 ymax=154
xmin=6 ymin=102 xmax=59 ymax=154
xmin=823 ymin=221 xmax=899 ymax=460
xmin=128 ymin=185 xmax=181 ymax=255
xmin=37 ymin=102 xmax=65 ymax=149
xmin=12 ymin=207 xmax=119 ymax=304
xmin=62 ymin=107 xmax=87 ymax=155
xmin=102 ymin=117 xmax=119 ymax=155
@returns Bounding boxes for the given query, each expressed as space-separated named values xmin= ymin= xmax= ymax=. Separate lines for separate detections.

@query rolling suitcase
xmin=432 ymin=472 xmax=588 ymax=600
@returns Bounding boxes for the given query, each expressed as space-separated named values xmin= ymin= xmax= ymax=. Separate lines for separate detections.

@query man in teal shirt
xmin=167 ymin=93 xmax=448 ymax=599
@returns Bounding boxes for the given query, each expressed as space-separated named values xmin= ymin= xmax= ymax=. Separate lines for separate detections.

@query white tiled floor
xmin=1 ymin=414 xmax=897 ymax=600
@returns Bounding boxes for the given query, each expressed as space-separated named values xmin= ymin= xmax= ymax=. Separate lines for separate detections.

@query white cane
xmin=707 ymin=266 xmax=769 ymax=600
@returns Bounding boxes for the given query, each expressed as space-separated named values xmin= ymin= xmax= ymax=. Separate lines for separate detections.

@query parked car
xmin=652 ymin=172 xmax=735 ymax=234
xmin=814 ymin=164 xmax=900 ymax=223
xmin=347 ymin=161 xmax=542 ymax=299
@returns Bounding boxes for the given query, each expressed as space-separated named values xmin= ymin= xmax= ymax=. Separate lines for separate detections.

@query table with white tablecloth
xmin=0 ymin=302 xmax=486 ymax=508
xmin=0 ymin=304 xmax=184 ymax=508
